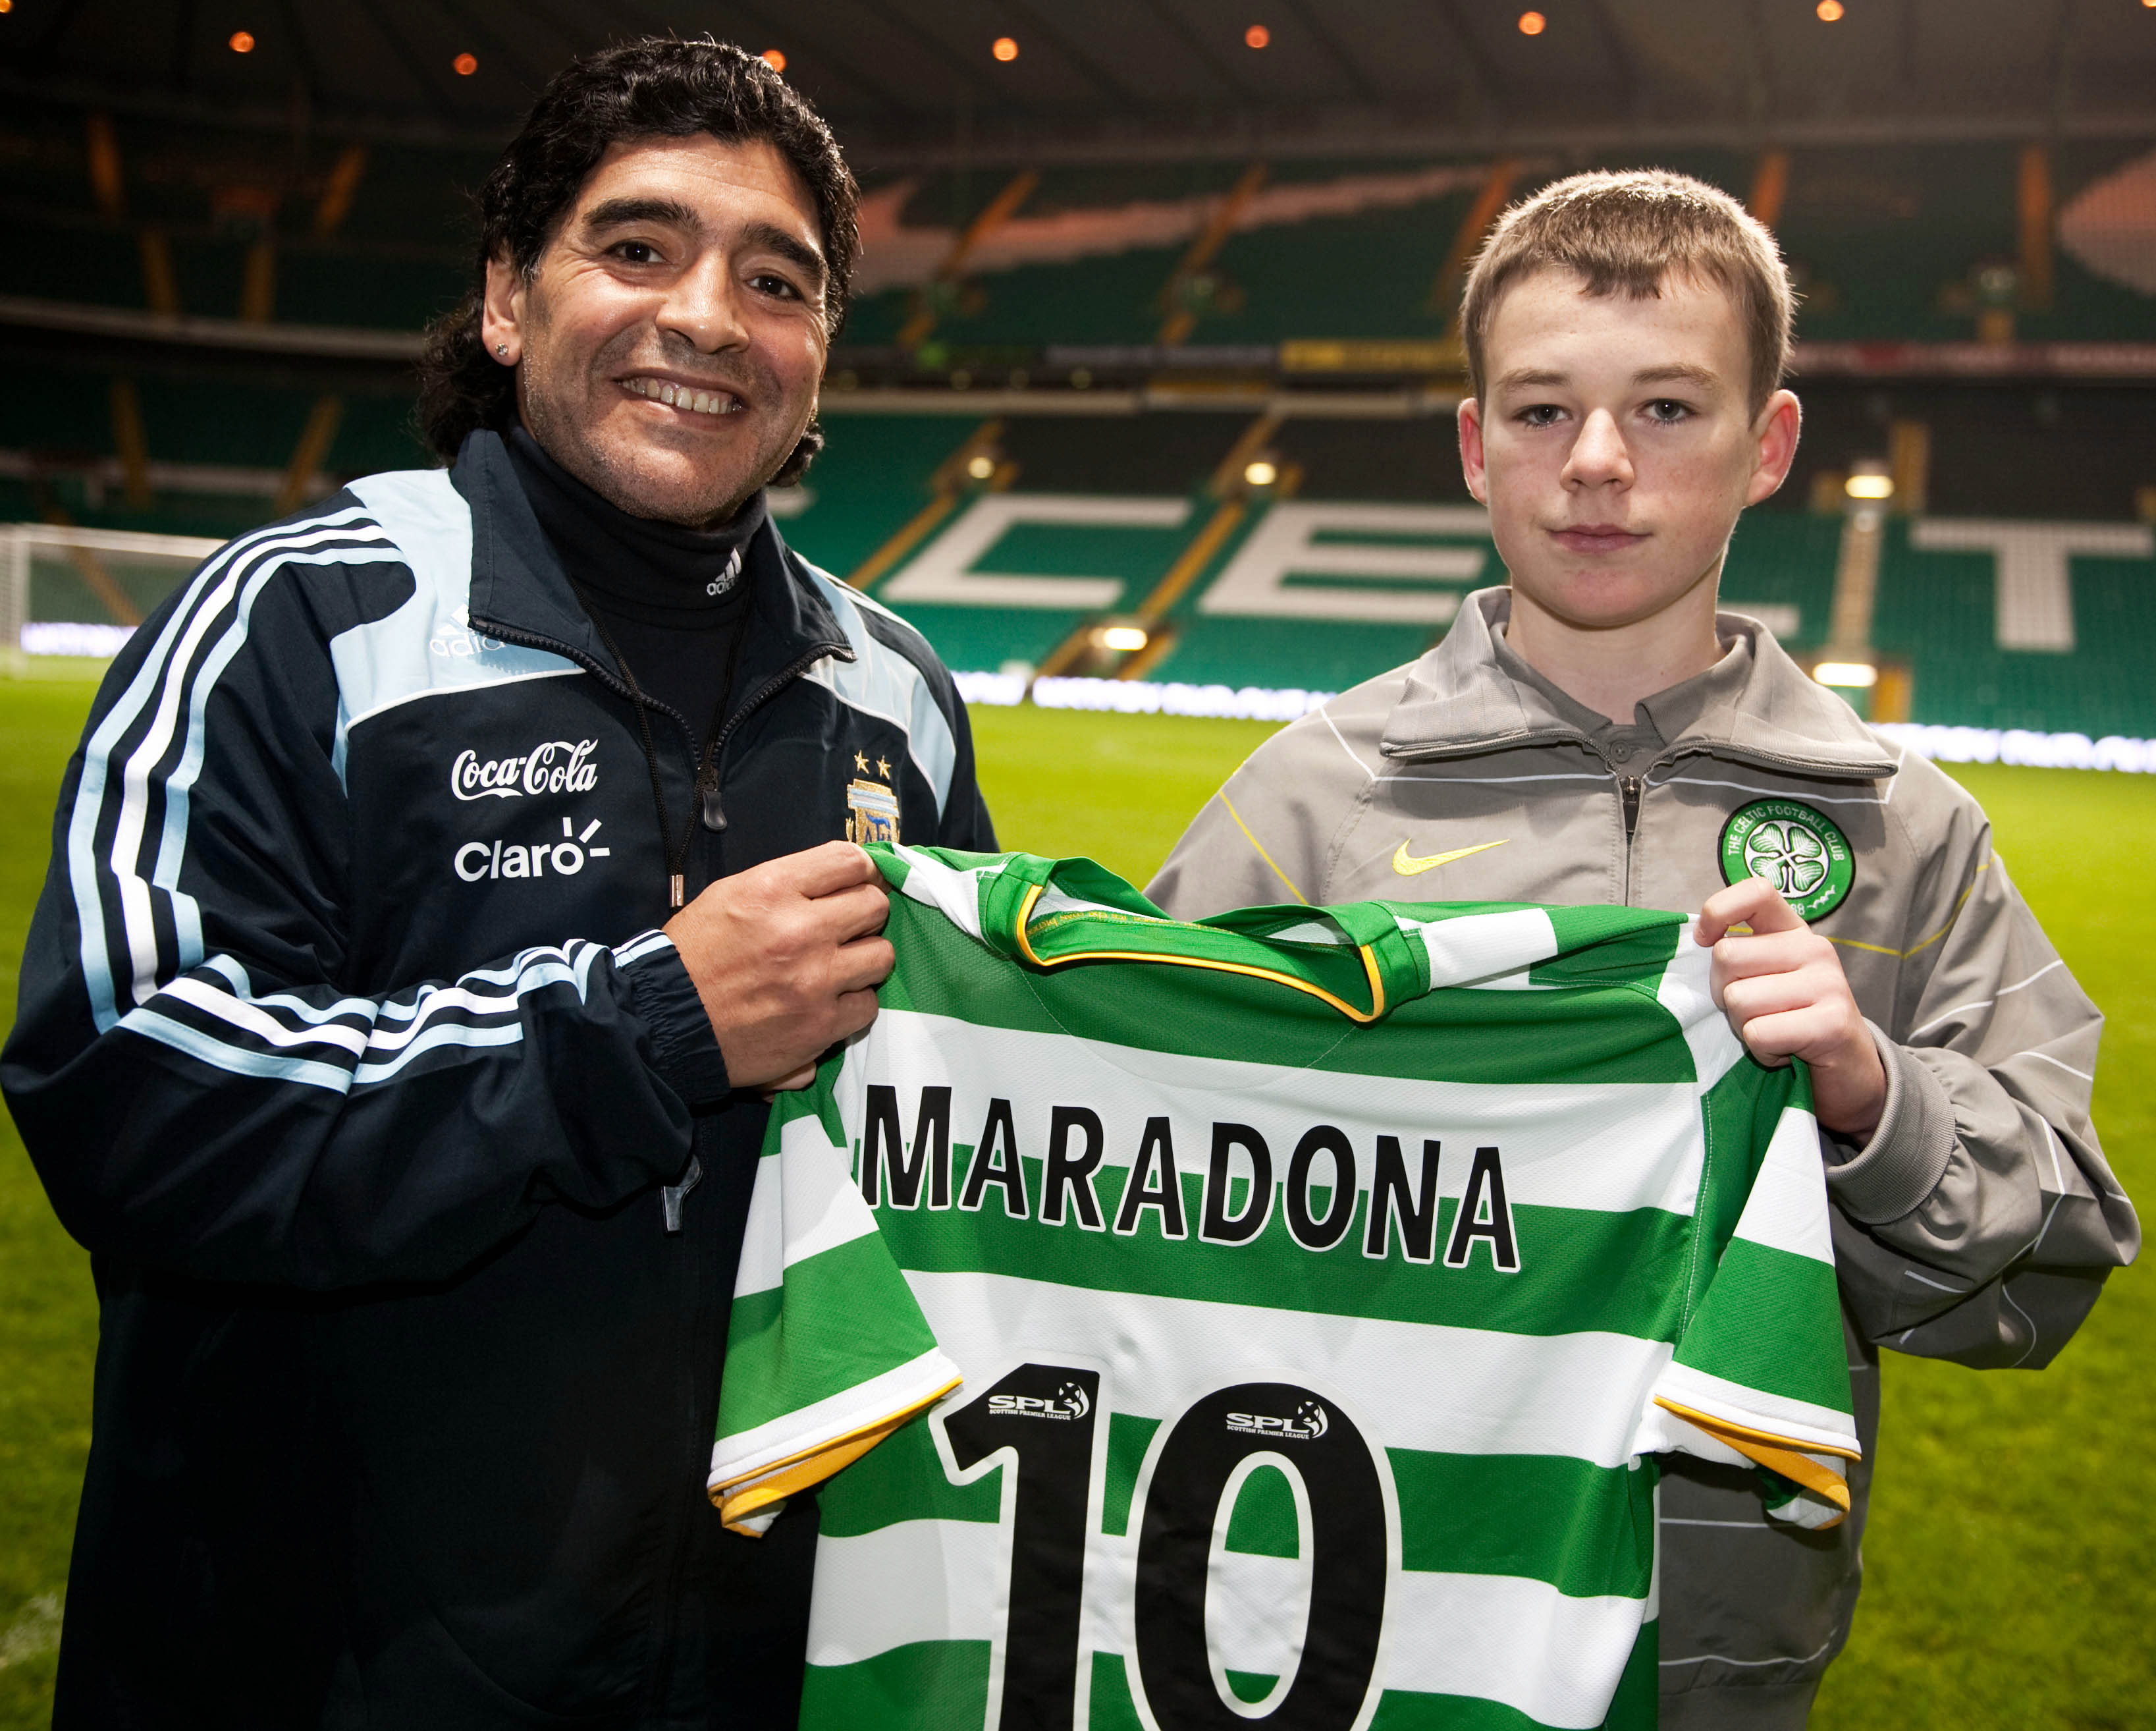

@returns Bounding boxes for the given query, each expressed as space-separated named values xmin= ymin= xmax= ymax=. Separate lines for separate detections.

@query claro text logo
xmin=455 ymin=817 xmax=611 ymax=882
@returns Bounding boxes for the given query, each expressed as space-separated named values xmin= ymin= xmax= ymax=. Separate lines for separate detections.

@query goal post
xmin=1 ymin=523 xmax=224 ymax=673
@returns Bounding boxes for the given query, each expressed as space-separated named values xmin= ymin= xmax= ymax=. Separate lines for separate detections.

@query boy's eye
xmin=1644 ymin=398 xmax=1692 ymax=423
xmin=1517 ymin=403 xmax=1566 ymax=428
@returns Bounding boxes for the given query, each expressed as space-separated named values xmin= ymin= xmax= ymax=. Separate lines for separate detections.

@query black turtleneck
xmin=505 ymin=423 xmax=769 ymax=732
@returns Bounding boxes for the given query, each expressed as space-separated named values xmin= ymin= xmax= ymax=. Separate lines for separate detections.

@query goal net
xmin=1 ymin=524 xmax=223 ymax=666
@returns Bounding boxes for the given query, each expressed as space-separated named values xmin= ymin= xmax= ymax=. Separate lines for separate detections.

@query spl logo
xmin=986 ymin=1382 xmax=1091 ymax=1422
xmin=1719 ymin=798 xmax=1855 ymax=921
xmin=1226 ymin=1400 xmax=1330 ymax=1441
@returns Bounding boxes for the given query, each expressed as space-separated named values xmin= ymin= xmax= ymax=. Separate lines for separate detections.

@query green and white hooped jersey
xmin=711 ymin=846 xmax=1860 ymax=1731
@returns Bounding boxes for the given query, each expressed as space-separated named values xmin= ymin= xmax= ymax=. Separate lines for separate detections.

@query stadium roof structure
xmin=3 ymin=0 xmax=2155 ymax=163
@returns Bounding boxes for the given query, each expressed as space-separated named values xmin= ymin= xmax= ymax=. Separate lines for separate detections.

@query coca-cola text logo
xmin=452 ymin=740 xmax=598 ymax=802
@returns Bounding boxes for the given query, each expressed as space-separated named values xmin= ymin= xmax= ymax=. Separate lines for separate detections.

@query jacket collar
xmin=452 ymin=427 xmax=849 ymax=694
xmin=1381 ymin=588 xmax=1898 ymax=781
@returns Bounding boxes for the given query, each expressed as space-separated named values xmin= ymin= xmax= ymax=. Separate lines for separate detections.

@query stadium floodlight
xmin=1243 ymin=460 xmax=1279 ymax=487
xmin=1814 ymin=661 xmax=1879 ymax=688
xmin=992 ymin=36 xmax=1019 ymax=61
xmin=229 ymin=29 xmax=254 ymax=51
xmin=1816 ymin=0 xmax=1845 ymax=20
xmin=966 ymin=454 xmax=997 ymax=481
xmin=1845 ymin=472 xmax=1894 ymax=500
xmin=1097 ymin=625 xmax=1149 ymax=653
xmin=1245 ymin=24 xmax=1270 ymax=48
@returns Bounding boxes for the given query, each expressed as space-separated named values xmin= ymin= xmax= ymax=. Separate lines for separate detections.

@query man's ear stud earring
xmin=496 ymin=343 xmax=509 ymax=357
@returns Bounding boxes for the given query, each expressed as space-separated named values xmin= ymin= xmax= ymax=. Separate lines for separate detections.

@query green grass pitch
xmin=0 ymin=680 xmax=2149 ymax=1727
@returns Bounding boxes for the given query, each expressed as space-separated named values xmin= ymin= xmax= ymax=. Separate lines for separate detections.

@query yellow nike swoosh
xmin=1393 ymin=838 xmax=1510 ymax=877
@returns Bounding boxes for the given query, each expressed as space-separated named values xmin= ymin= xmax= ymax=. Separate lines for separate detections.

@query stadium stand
xmin=5 ymin=69 xmax=2156 ymax=746
xmin=836 ymin=140 xmax=2156 ymax=358
xmin=772 ymin=403 xmax=2156 ymax=741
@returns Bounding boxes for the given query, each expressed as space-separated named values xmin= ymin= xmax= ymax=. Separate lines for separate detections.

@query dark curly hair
xmin=416 ymin=36 xmax=859 ymax=485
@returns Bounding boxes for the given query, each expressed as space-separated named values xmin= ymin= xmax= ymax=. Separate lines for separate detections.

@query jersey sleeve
xmin=709 ymin=1058 xmax=961 ymax=1536
xmin=1644 ymin=1062 xmax=1864 ymax=1529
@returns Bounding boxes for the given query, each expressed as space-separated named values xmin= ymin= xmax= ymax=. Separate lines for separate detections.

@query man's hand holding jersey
xmin=666 ymin=840 xmax=894 ymax=1092
xmin=1696 ymin=877 xmax=1889 ymax=1142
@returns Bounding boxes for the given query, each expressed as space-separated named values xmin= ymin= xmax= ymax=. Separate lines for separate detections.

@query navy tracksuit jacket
xmin=1 ymin=429 xmax=995 ymax=1726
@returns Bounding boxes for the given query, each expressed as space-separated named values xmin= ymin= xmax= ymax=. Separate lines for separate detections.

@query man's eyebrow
xmin=581 ymin=196 xmax=703 ymax=236
xmin=578 ymin=202 xmax=825 ymax=288
xmin=741 ymin=220 xmax=826 ymax=287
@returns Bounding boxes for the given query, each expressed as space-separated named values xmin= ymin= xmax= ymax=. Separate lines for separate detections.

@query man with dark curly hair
xmin=3 ymin=37 xmax=992 ymax=1728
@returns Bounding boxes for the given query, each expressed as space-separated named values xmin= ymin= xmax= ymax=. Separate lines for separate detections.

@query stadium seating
xmin=12 ymin=391 xmax=2156 ymax=741
xmin=786 ymin=412 xmax=2156 ymax=740
xmin=7 ymin=95 xmax=2156 ymax=743
xmin=13 ymin=100 xmax=2154 ymax=347
xmin=842 ymin=142 xmax=2156 ymax=354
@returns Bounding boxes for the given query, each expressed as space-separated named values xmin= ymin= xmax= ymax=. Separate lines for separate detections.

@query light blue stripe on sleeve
xmin=799 ymin=566 xmax=957 ymax=817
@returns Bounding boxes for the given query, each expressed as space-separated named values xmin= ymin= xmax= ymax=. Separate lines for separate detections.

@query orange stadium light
xmin=452 ymin=52 xmax=477 ymax=76
xmin=761 ymin=48 xmax=786 ymax=72
xmin=229 ymin=29 xmax=255 ymax=52
xmin=0 ymin=4 xmax=16 ymax=16
xmin=1518 ymin=12 xmax=1546 ymax=36
xmin=1817 ymin=0 xmax=1845 ymax=18
xmin=1245 ymin=24 xmax=1271 ymax=49
xmin=992 ymin=36 xmax=1019 ymax=61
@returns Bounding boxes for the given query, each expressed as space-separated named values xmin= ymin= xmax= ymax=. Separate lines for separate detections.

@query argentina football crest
xmin=844 ymin=749 xmax=900 ymax=844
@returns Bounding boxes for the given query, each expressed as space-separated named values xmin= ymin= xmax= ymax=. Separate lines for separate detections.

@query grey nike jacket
xmin=1146 ymin=587 xmax=2138 ymax=1730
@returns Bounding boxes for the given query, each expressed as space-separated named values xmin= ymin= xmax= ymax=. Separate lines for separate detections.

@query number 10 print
xmin=938 ymin=1363 xmax=1391 ymax=1730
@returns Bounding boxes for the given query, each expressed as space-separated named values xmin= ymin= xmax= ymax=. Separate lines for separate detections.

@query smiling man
xmin=3 ymin=38 xmax=990 ymax=1729
xmin=1149 ymin=170 xmax=2135 ymax=1726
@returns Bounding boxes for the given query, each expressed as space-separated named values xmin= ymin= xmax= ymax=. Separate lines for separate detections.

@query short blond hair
xmin=1459 ymin=168 xmax=1795 ymax=416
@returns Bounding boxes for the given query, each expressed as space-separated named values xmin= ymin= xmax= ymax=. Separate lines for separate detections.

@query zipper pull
xmin=662 ymin=1154 xmax=704 ymax=1234
xmin=698 ymin=763 xmax=727 ymax=832
xmin=1620 ymin=775 xmax=1643 ymax=841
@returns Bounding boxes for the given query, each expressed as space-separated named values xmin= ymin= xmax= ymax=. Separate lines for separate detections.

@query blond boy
xmin=1148 ymin=170 xmax=2137 ymax=1726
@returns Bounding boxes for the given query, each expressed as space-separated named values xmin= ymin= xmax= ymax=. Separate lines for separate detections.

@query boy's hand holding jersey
xmin=1700 ymin=877 xmax=1888 ymax=1141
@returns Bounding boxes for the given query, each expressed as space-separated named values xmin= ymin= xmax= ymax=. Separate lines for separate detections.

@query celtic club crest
xmin=1717 ymin=798 xmax=1855 ymax=921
